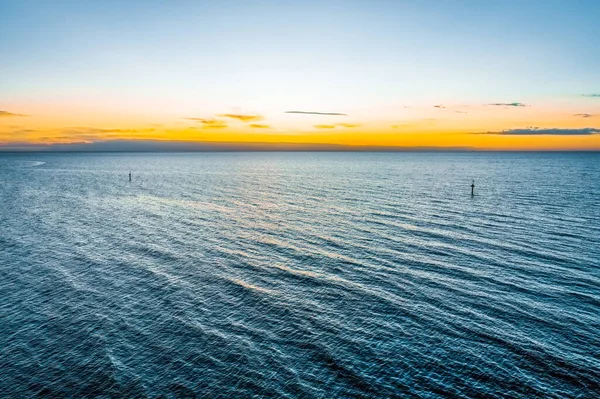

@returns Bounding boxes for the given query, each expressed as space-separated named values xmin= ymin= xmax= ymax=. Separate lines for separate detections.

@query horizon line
xmin=0 ymin=139 xmax=598 ymax=153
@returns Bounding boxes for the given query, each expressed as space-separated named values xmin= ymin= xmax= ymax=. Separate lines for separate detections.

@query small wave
xmin=19 ymin=160 xmax=46 ymax=167
xmin=0 ymin=160 xmax=46 ymax=169
xmin=227 ymin=278 xmax=277 ymax=295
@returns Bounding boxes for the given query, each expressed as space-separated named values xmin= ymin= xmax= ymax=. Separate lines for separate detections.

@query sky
xmin=1 ymin=0 xmax=599 ymax=151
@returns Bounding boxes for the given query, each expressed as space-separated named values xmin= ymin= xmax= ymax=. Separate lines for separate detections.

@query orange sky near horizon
xmin=1 ymin=101 xmax=599 ymax=150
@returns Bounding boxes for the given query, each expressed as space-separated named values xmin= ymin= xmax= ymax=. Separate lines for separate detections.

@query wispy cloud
xmin=185 ymin=118 xmax=208 ymax=122
xmin=314 ymin=124 xmax=337 ymax=129
xmin=582 ymin=94 xmax=600 ymax=97
xmin=455 ymin=111 xmax=467 ymax=114
xmin=57 ymin=127 xmax=158 ymax=140
xmin=249 ymin=124 xmax=271 ymax=129
xmin=487 ymin=102 xmax=528 ymax=107
xmin=313 ymin=123 xmax=360 ymax=129
xmin=482 ymin=127 xmax=600 ymax=135
xmin=185 ymin=118 xmax=228 ymax=128
xmin=0 ymin=128 xmax=37 ymax=139
xmin=433 ymin=105 xmax=445 ymax=109
xmin=0 ymin=110 xmax=27 ymax=117
xmin=1 ymin=127 xmax=156 ymax=144
xmin=574 ymin=113 xmax=594 ymax=118
xmin=285 ymin=111 xmax=347 ymax=116
xmin=219 ymin=113 xmax=263 ymax=122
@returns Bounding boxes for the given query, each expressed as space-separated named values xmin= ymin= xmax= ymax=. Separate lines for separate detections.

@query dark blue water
xmin=1 ymin=152 xmax=599 ymax=398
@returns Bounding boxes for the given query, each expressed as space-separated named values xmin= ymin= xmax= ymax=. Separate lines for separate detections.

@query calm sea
xmin=1 ymin=152 xmax=599 ymax=398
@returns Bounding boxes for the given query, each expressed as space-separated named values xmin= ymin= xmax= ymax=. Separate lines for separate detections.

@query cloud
xmin=0 ymin=129 xmax=37 ymax=141
xmin=185 ymin=118 xmax=215 ymax=123
xmin=488 ymin=102 xmax=528 ymax=107
xmin=285 ymin=111 xmax=347 ymax=116
xmin=249 ymin=124 xmax=271 ymax=129
xmin=202 ymin=121 xmax=228 ymax=129
xmin=312 ymin=123 xmax=361 ymax=129
xmin=1 ymin=126 xmax=165 ymax=146
xmin=219 ymin=113 xmax=263 ymax=122
xmin=0 ymin=110 xmax=27 ymax=117
xmin=185 ymin=118 xmax=228 ymax=128
xmin=314 ymin=124 xmax=336 ymax=129
xmin=433 ymin=105 xmax=445 ymax=109
xmin=574 ymin=113 xmax=594 ymax=118
xmin=482 ymin=127 xmax=600 ymax=135
xmin=582 ymin=94 xmax=600 ymax=97
xmin=34 ymin=127 xmax=159 ymax=142
xmin=455 ymin=111 xmax=467 ymax=114
xmin=186 ymin=113 xmax=261 ymax=126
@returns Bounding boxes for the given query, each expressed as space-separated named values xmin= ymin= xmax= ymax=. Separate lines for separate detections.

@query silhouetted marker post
xmin=129 ymin=171 xmax=132 ymax=182
xmin=471 ymin=180 xmax=475 ymax=196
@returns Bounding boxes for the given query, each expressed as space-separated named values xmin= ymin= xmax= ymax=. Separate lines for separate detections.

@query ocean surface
xmin=1 ymin=152 xmax=599 ymax=398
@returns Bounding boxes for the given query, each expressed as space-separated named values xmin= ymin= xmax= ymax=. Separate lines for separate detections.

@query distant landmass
xmin=0 ymin=140 xmax=475 ymax=152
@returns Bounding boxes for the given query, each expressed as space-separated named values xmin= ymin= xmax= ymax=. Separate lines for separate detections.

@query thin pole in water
xmin=129 ymin=171 xmax=132 ymax=182
xmin=471 ymin=180 xmax=475 ymax=196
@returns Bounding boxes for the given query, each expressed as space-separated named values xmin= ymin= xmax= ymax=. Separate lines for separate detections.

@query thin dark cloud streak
xmin=184 ymin=118 xmax=228 ymax=128
xmin=574 ymin=113 xmax=593 ymax=118
xmin=481 ymin=127 xmax=600 ymax=135
xmin=219 ymin=114 xmax=263 ymax=122
xmin=487 ymin=103 xmax=528 ymax=107
xmin=185 ymin=118 xmax=210 ymax=122
xmin=285 ymin=111 xmax=347 ymax=116
xmin=582 ymin=94 xmax=600 ymax=97
xmin=0 ymin=110 xmax=28 ymax=117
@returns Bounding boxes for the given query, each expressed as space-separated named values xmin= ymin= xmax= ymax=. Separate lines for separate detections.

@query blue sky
xmin=2 ymin=0 xmax=599 ymax=102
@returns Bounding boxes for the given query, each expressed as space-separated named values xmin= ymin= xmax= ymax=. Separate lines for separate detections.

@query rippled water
xmin=1 ymin=152 xmax=599 ymax=398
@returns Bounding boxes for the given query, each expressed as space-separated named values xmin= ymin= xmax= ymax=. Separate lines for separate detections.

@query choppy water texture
xmin=1 ymin=152 xmax=599 ymax=398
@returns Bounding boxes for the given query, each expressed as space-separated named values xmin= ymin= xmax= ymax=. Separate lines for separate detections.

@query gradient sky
xmin=1 ymin=0 xmax=599 ymax=150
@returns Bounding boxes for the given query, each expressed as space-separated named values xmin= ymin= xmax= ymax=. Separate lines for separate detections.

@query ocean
xmin=1 ymin=152 xmax=599 ymax=398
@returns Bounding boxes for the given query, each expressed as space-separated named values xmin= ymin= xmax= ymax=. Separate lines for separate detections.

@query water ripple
xmin=1 ymin=152 xmax=599 ymax=398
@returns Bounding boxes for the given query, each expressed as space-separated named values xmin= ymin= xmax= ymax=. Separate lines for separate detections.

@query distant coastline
xmin=1 ymin=140 xmax=599 ymax=153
